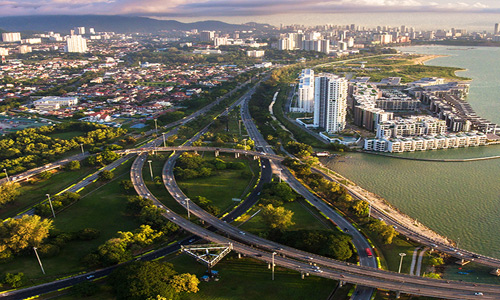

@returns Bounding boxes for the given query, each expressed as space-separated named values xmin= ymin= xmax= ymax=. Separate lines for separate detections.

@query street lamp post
xmin=3 ymin=168 xmax=9 ymax=182
xmin=46 ymin=194 xmax=56 ymax=219
xmin=80 ymin=143 xmax=84 ymax=155
xmin=398 ymin=252 xmax=407 ymax=273
xmin=272 ymin=252 xmax=277 ymax=280
xmin=33 ymin=247 xmax=45 ymax=275
xmin=162 ymin=133 xmax=166 ymax=148
xmin=147 ymin=160 xmax=153 ymax=181
xmin=186 ymin=198 xmax=190 ymax=220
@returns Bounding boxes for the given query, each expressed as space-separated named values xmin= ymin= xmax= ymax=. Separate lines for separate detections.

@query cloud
xmin=0 ymin=0 xmax=497 ymax=17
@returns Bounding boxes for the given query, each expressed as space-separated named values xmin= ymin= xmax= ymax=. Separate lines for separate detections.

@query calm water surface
xmin=325 ymin=46 xmax=500 ymax=260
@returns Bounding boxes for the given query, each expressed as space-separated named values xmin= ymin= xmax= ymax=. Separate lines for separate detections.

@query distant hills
xmin=0 ymin=15 xmax=273 ymax=34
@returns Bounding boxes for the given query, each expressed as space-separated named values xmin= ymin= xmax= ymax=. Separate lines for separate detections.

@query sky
xmin=1 ymin=0 xmax=500 ymax=30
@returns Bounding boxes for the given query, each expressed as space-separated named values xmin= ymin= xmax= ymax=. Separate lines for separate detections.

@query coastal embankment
xmin=361 ymin=150 xmax=500 ymax=162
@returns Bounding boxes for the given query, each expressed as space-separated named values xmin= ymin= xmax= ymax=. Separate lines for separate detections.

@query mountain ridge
xmin=0 ymin=15 xmax=273 ymax=34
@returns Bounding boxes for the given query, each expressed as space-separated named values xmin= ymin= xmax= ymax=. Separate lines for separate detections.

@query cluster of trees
xmin=36 ymin=227 xmax=100 ymax=259
xmin=35 ymin=192 xmax=80 ymax=217
xmin=0 ymin=215 xmax=53 ymax=261
xmin=268 ymin=229 xmax=353 ymax=261
xmin=283 ymin=157 xmax=398 ymax=244
xmin=86 ymin=150 xmax=120 ymax=167
xmin=82 ymin=225 xmax=165 ymax=267
xmin=0 ymin=182 xmax=21 ymax=208
xmin=260 ymin=181 xmax=298 ymax=207
xmin=367 ymin=219 xmax=398 ymax=245
xmin=1 ymin=272 xmax=26 ymax=288
xmin=174 ymin=153 xmax=247 ymax=180
xmin=261 ymin=204 xmax=295 ymax=231
xmin=98 ymin=170 xmax=114 ymax=181
xmin=191 ymin=196 xmax=220 ymax=216
xmin=0 ymin=122 xmax=125 ymax=176
xmin=108 ymin=261 xmax=199 ymax=300
xmin=126 ymin=196 xmax=179 ymax=233
xmin=65 ymin=160 xmax=80 ymax=171
xmin=285 ymin=141 xmax=313 ymax=159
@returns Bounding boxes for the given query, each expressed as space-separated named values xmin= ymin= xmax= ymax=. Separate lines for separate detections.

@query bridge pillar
xmin=215 ymin=151 xmax=219 ymax=157
xmin=301 ymin=272 xmax=304 ymax=279
xmin=238 ymin=253 xmax=242 ymax=259
xmin=235 ymin=152 xmax=239 ymax=158
xmin=194 ymin=151 xmax=198 ymax=154
xmin=253 ymin=156 xmax=258 ymax=160
xmin=339 ymin=281 xmax=344 ymax=287
xmin=396 ymin=291 xmax=401 ymax=299
xmin=268 ymin=263 xmax=271 ymax=269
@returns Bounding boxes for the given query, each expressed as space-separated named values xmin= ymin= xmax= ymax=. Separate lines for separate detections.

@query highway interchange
xmin=2 ymin=77 xmax=500 ymax=299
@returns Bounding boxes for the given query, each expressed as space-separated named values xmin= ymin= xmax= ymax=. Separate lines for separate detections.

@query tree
xmin=109 ymin=261 xmax=178 ymax=300
xmin=77 ymin=228 xmax=100 ymax=240
xmin=2 ymin=272 xmax=26 ymax=288
xmin=170 ymin=273 xmax=200 ymax=293
xmin=126 ymin=196 xmax=154 ymax=214
xmin=423 ymin=272 xmax=441 ymax=279
xmin=351 ymin=200 xmax=369 ymax=217
xmin=0 ymin=215 xmax=53 ymax=253
xmin=0 ymin=182 xmax=21 ymax=207
xmin=367 ymin=220 xmax=398 ymax=244
xmin=120 ymin=180 xmax=134 ymax=193
xmin=429 ymin=256 xmax=444 ymax=266
xmin=261 ymin=204 xmax=294 ymax=230
xmin=38 ymin=170 xmax=52 ymax=180
xmin=66 ymin=160 xmax=80 ymax=171
xmin=98 ymin=170 xmax=114 ymax=181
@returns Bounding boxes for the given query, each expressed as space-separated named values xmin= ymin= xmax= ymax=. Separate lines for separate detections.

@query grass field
xmin=142 ymin=153 xmax=188 ymax=216
xmin=167 ymin=253 xmax=335 ymax=300
xmin=316 ymin=54 xmax=470 ymax=83
xmin=39 ymin=252 xmax=343 ymax=300
xmin=0 ymin=159 xmax=140 ymax=282
xmin=237 ymin=198 xmax=333 ymax=234
xmin=48 ymin=130 xmax=86 ymax=140
xmin=0 ymin=165 xmax=97 ymax=220
xmin=177 ymin=153 xmax=260 ymax=215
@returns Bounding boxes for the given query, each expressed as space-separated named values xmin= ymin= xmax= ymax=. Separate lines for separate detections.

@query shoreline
xmin=412 ymin=54 xmax=445 ymax=65
xmin=318 ymin=160 xmax=454 ymax=246
xmin=360 ymin=148 xmax=500 ymax=162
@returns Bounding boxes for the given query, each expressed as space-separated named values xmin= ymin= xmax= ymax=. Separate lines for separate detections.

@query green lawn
xmin=362 ymin=228 xmax=418 ymax=273
xmin=238 ymin=198 xmax=333 ymax=233
xmin=0 ymin=165 xmax=97 ymax=220
xmin=0 ymin=159 xmax=140 ymax=283
xmin=142 ymin=153 xmax=188 ymax=216
xmin=39 ymin=252 xmax=337 ymax=300
xmin=177 ymin=154 xmax=260 ymax=215
xmin=48 ymin=130 xmax=86 ymax=140
xmin=169 ymin=254 xmax=335 ymax=300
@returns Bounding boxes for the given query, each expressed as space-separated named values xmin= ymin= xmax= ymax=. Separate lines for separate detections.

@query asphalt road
xmin=131 ymin=151 xmax=500 ymax=300
xmin=238 ymin=85 xmax=374 ymax=300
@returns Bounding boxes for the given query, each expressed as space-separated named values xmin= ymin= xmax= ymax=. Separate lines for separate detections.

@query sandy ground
xmin=412 ymin=54 xmax=445 ymax=65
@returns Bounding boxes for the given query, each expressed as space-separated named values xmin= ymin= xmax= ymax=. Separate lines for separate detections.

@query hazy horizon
xmin=160 ymin=12 xmax=500 ymax=32
xmin=1 ymin=0 xmax=500 ymax=33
